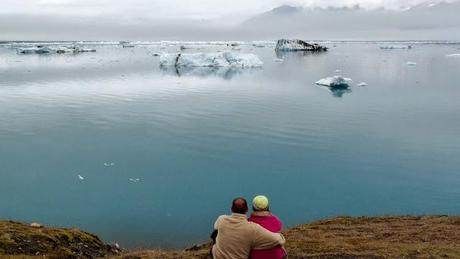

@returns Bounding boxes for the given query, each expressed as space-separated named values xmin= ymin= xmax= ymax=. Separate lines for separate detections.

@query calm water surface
xmin=0 ymin=42 xmax=459 ymax=248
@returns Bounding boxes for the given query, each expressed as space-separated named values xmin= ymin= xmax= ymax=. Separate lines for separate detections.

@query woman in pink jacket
xmin=248 ymin=195 xmax=287 ymax=259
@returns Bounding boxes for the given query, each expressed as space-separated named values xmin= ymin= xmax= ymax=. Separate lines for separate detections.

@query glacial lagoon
xmin=0 ymin=41 xmax=459 ymax=248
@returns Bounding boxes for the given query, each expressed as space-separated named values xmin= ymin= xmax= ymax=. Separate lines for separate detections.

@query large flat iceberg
xmin=159 ymin=52 xmax=263 ymax=68
xmin=17 ymin=46 xmax=96 ymax=54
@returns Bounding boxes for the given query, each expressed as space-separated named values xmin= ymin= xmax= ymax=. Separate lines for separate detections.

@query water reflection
xmin=160 ymin=66 xmax=262 ymax=80
xmin=275 ymin=50 xmax=328 ymax=59
xmin=317 ymin=85 xmax=352 ymax=98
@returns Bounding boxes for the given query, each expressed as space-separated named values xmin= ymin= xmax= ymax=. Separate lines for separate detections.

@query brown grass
xmin=0 ymin=220 xmax=116 ymax=258
xmin=2 ymin=216 xmax=460 ymax=258
xmin=114 ymin=215 xmax=460 ymax=259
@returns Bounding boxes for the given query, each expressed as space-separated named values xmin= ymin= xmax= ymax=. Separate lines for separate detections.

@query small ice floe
xmin=78 ymin=174 xmax=85 ymax=180
xmin=103 ymin=162 xmax=115 ymax=167
xmin=316 ymin=76 xmax=352 ymax=88
xmin=273 ymin=58 xmax=284 ymax=62
xmin=406 ymin=61 xmax=417 ymax=66
xmin=380 ymin=45 xmax=412 ymax=50
xmin=357 ymin=82 xmax=368 ymax=87
xmin=78 ymin=48 xmax=96 ymax=53
xmin=335 ymin=69 xmax=341 ymax=74
xmin=120 ymin=41 xmax=135 ymax=48
xmin=446 ymin=53 xmax=460 ymax=57
xmin=275 ymin=39 xmax=327 ymax=52
xmin=159 ymin=52 xmax=263 ymax=68
xmin=129 ymin=178 xmax=140 ymax=183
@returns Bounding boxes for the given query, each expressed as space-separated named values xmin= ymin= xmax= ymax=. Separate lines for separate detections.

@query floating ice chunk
xmin=380 ymin=45 xmax=412 ymax=50
xmin=177 ymin=53 xmax=229 ymax=67
xmin=316 ymin=76 xmax=352 ymax=88
xmin=103 ymin=162 xmax=115 ymax=167
xmin=17 ymin=46 xmax=95 ymax=55
xmin=17 ymin=47 xmax=54 ymax=54
xmin=275 ymin=39 xmax=327 ymax=52
xmin=357 ymin=82 xmax=368 ymax=87
xmin=120 ymin=41 xmax=135 ymax=48
xmin=406 ymin=61 xmax=417 ymax=66
xmin=223 ymin=52 xmax=263 ymax=67
xmin=129 ymin=178 xmax=140 ymax=183
xmin=335 ymin=69 xmax=341 ymax=74
xmin=273 ymin=58 xmax=284 ymax=62
xmin=159 ymin=52 xmax=263 ymax=68
xmin=159 ymin=53 xmax=178 ymax=66
xmin=446 ymin=53 xmax=460 ymax=57
xmin=77 ymin=48 xmax=96 ymax=53
xmin=78 ymin=174 xmax=84 ymax=180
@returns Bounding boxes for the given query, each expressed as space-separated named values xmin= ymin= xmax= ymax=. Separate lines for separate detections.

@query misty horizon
xmin=1 ymin=0 xmax=460 ymax=41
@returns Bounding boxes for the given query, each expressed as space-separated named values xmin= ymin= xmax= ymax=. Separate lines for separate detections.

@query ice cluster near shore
xmin=159 ymin=52 xmax=263 ymax=68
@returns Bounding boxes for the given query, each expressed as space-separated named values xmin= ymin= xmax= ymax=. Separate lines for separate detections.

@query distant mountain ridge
xmin=239 ymin=1 xmax=460 ymax=40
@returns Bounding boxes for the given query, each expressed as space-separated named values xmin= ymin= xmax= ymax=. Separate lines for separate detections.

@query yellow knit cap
xmin=253 ymin=195 xmax=269 ymax=210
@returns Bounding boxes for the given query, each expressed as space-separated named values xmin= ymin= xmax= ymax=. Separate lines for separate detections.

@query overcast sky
xmin=0 ymin=0 xmax=458 ymax=41
xmin=0 ymin=0 xmax=456 ymax=22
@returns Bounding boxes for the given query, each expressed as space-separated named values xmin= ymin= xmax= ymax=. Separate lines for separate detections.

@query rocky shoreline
xmin=2 ymin=215 xmax=460 ymax=258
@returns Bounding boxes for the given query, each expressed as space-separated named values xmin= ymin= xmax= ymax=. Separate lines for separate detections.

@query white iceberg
xmin=357 ymin=82 xmax=368 ymax=87
xmin=120 ymin=41 xmax=135 ymax=48
xmin=273 ymin=58 xmax=284 ymax=62
xmin=159 ymin=52 xmax=263 ymax=68
xmin=446 ymin=53 xmax=460 ymax=57
xmin=316 ymin=76 xmax=352 ymax=88
xmin=406 ymin=61 xmax=417 ymax=66
xmin=129 ymin=178 xmax=140 ymax=183
xmin=17 ymin=47 xmax=55 ymax=54
xmin=380 ymin=45 xmax=412 ymax=50
xmin=78 ymin=174 xmax=85 ymax=180
xmin=275 ymin=39 xmax=328 ymax=52
xmin=252 ymin=43 xmax=265 ymax=48
xmin=17 ymin=46 xmax=96 ymax=55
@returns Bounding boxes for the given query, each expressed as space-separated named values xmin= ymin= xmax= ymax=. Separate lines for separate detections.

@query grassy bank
xmin=0 ymin=220 xmax=119 ymax=258
xmin=1 ymin=216 xmax=460 ymax=258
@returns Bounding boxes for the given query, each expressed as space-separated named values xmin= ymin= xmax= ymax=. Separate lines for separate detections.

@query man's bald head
xmin=231 ymin=197 xmax=248 ymax=214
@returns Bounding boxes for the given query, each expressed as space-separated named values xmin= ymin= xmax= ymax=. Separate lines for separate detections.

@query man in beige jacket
xmin=211 ymin=197 xmax=286 ymax=259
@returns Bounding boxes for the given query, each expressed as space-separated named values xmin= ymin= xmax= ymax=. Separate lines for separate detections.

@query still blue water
xmin=0 ymin=42 xmax=459 ymax=248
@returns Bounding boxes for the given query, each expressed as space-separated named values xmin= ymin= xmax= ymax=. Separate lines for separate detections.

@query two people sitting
xmin=212 ymin=196 xmax=286 ymax=259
